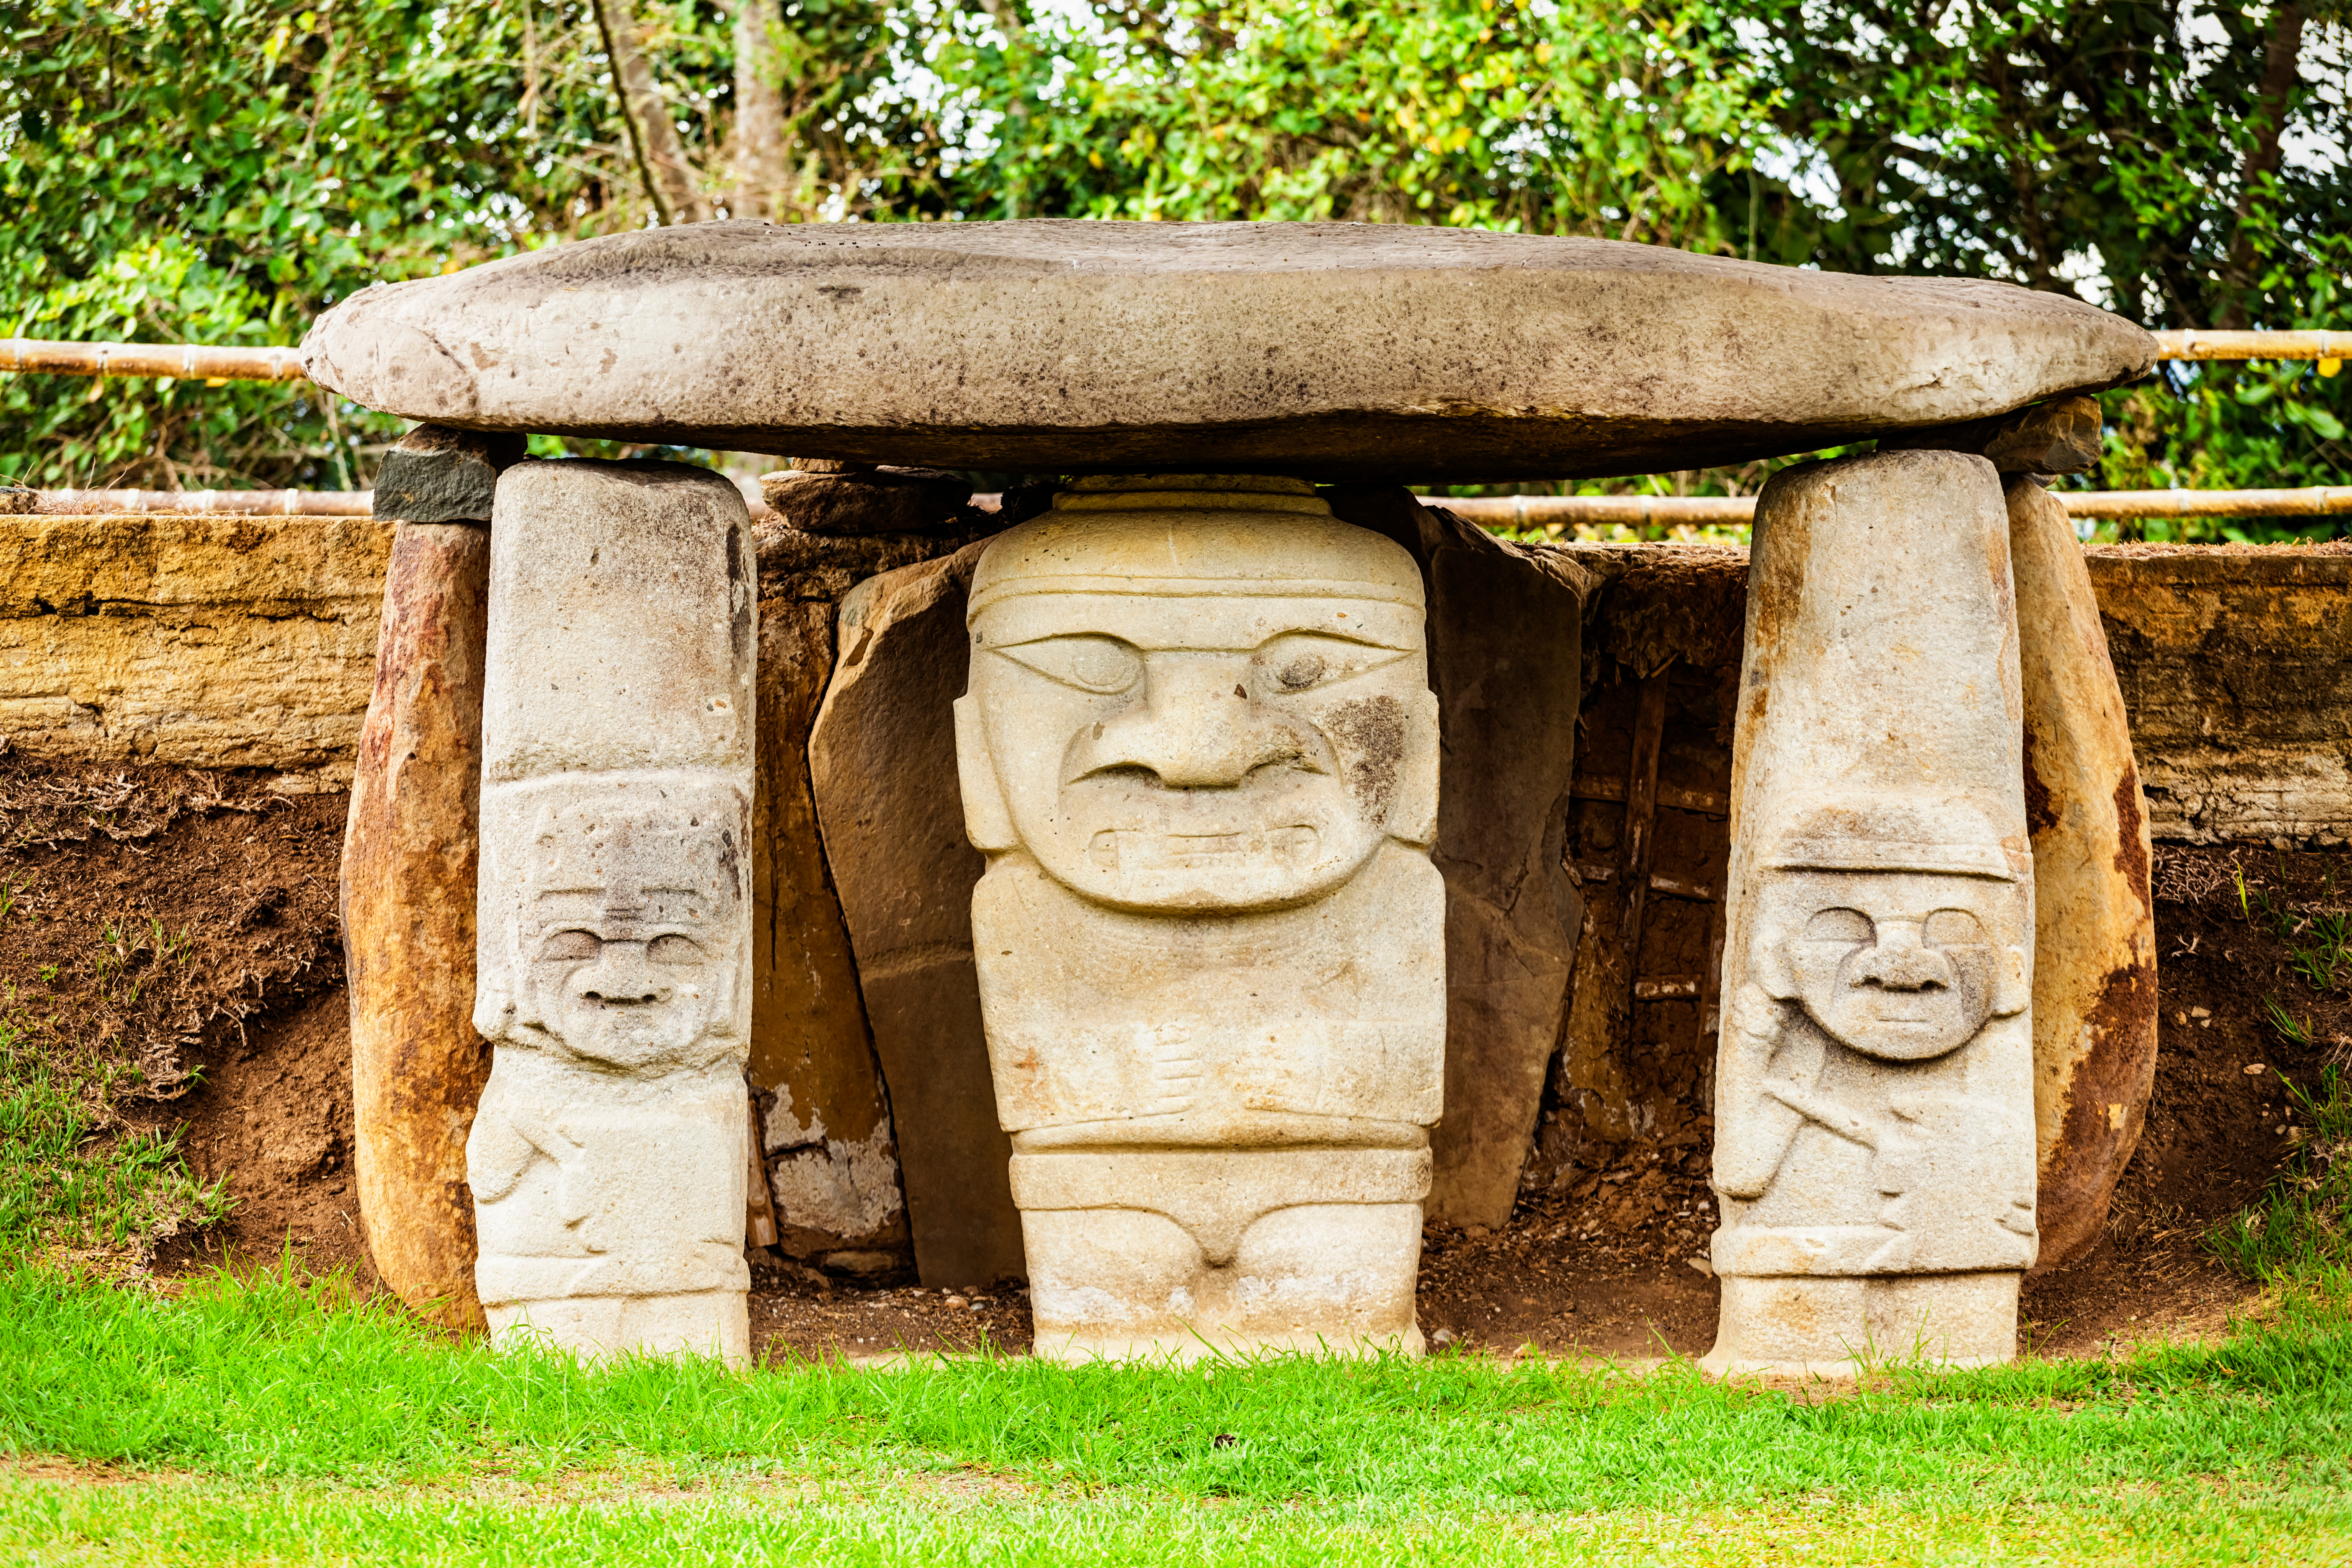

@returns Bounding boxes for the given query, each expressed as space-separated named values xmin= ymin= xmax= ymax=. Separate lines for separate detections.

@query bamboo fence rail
xmin=7 ymin=486 xmax=2347 ymax=522
xmin=1431 ymin=488 xmax=2352 ymax=528
xmin=2 ymin=488 xmax=373 ymax=516
xmin=0 ymin=338 xmax=309 ymax=382
xmin=0 ymin=330 xmax=2339 ymax=387
xmin=2149 ymin=329 xmax=2346 ymax=364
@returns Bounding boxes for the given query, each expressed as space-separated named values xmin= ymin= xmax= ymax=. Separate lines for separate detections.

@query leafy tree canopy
xmin=2 ymin=0 xmax=2344 ymax=538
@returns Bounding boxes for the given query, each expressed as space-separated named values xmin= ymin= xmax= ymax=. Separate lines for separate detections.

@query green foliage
xmin=0 ymin=0 xmax=746 ymax=489
xmin=900 ymin=0 xmax=1768 ymax=246
xmin=1738 ymin=0 xmax=2352 ymax=538
xmin=1 ymin=0 xmax=2346 ymax=524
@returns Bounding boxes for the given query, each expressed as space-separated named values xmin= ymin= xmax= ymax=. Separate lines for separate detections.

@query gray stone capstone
xmin=302 ymin=221 xmax=2156 ymax=483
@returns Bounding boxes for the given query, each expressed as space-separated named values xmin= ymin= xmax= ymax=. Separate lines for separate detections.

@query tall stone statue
xmin=1705 ymin=449 xmax=2038 ymax=1377
xmin=957 ymin=475 xmax=1445 ymax=1360
xmin=466 ymin=460 xmax=758 ymax=1363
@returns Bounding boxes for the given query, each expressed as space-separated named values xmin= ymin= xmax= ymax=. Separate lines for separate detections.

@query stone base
xmin=1013 ymin=1147 xmax=1429 ymax=1362
xmin=485 ymin=1289 xmax=750 ymax=1366
xmin=1701 ymin=1272 xmax=2020 ymax=1379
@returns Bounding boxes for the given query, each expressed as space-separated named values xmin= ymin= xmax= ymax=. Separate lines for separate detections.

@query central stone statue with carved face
xmin=957 ymin=475 xmax=1445 ymax=1360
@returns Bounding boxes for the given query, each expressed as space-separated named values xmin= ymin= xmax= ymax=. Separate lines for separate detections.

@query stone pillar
xmin=2008 ymin=477 xmax=2157 ymax=1268
xmin=957 ymin=476 xmax=1445 ymax=1361
xmin=344 ymin=426 xmax=517 ymax=1330
xmin=1704 ymin=450 xmax=2037 ymax=1377
xmin=466 ymin=459 xmax=758 ymax=1363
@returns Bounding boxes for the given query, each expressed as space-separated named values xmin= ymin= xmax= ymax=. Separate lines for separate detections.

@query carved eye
xmin=540 ymin=929 xmax=599 ymax=962
xmin=647 ymin=933 xmax=706 ymax=965
xmin=1251 ymin=632 xmax=1407 ymax=694
xmin=1804 ymin=908 xmax=1873 ymax=943
xmin=1923 ymin=909 xmax=1986 ymax=946
xmin=997 ymin=634 xmax=1143 ymax=694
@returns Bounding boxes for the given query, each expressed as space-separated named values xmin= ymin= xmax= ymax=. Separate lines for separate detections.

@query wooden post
xmin=1619 ymin=676 xmax=1670 ymax=989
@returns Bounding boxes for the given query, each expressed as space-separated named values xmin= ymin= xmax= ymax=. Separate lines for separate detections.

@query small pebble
xmin=2245 ymin=1063 xmax=2269 ymax=1075
xmin=1429 ymin=1327 xmax=1457 ymax=1346
xmin=944 ymin=1295 xmax=969 ymax=1308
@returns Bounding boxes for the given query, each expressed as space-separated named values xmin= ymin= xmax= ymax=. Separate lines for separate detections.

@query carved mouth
xmin=1087 ymin=825 xmax=1320 ymax=872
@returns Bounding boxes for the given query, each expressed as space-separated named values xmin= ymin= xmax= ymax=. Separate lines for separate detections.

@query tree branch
xmin=593 ymin=0 xmax=709 ymax=225
xmin=2218 ymin=0 xmax=2306 ymax=328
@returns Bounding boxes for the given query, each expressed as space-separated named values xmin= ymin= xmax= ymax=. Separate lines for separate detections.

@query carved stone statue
xmin=957 ymin=475 xmax=1445 ymax=1360
xmin=466 ymin=460 xmax=758 ymax=1362
xmin=1706 ymin=450 xmax=2037 ymax=1376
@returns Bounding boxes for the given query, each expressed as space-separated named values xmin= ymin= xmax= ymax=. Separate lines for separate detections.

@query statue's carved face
xmin=1758 ymin=870 xmax=2027 ymax=1062
xmin=515 ymin=807 xmax=742 ymax=1069
xmin=967 ymin=591 xmax=1431 ymax=912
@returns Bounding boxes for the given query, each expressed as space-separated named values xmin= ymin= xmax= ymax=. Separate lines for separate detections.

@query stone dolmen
xmin=304 ymin=220 xmax=2159 ymax=1369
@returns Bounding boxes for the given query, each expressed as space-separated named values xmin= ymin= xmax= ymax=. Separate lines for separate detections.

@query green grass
xmin=0 ymin=1263 xmax=2349 ymax=1564
xmin=0 ymin=1006 xmax=227 ymax=1265
xmin=2212 ymin=1064 xmax=2352 ymax=1282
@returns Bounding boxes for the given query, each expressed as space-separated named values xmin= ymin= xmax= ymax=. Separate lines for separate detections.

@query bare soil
xmin=2 ymin=750 xmax=2335 ymax=1364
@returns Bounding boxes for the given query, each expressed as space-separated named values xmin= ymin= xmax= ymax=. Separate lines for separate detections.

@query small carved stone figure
xmin=466 ymin=460 xmax=757 ymax=1362
xmin=957 ymin=475 xmax=1445 ymax=1359
xmin=1706 ymin=450 xmax=2037 ymax=1376
xmin=1711 ymin=799 xmax=2037 ymax=1290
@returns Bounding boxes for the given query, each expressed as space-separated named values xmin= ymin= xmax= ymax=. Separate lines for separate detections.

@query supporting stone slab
xmin=807 ymin=541 xmax=1024 ymax=1289
xmin=2009 ymin=478 xmax=2159 ymax=1269
xmin=467 ymin=459 xmax=758 ymax=1363
xmin=1705 ymin=449 xmax=2037 ymax=1379
xmin=1323 ymin=487 xmax=1598 ymax=1227
xmin=750 ymin=594 xmax=909 ymax=1268
xmin=343 ymin=517 xmax=492 ymax=1329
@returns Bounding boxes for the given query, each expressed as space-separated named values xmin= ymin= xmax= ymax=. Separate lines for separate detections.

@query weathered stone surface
xmin=761 ymin=466 xmax=974 ymax=536
xmin=1705 ymin=450 xmax=2037 ymax=1378
xmin=343 ymin=521 xmax=493 ymax=1329
xmin=467 ymin=460 xmax=758 ymax=1362
xmin=301 ymin=221 xmax=2157 ymax=483
xmin=1324 ymin=487 xmax=1597 ymax=1226
xmin=373 ymin=426 xmax=529 ymax=523
xmin=2009 ymin=479 xmax=2158 ymax=1271
xmin=960 ymin=476 xmax=1444 ymax=1359
xmin=2087 ymin=541 xmax=2352 ymax=846
xmin=808 ymin=540 xmax=1025 ymax=1288
xmin=0 ymin=513 xmax=389 ymax=783
xmin=1880 ymin=395 xmax=2104 ymax=475
xmin=749 ymin=593 xmax=909 ymax=1267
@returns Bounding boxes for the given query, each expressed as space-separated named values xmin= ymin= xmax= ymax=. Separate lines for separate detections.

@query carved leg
xmin=468 ymin=458 xmax=758 ymax=1364
xmin=1014 ymin=1148 xmax=1428 ymax=1361
xmin=1704 ymin=450 xmax=2037 ymax=1378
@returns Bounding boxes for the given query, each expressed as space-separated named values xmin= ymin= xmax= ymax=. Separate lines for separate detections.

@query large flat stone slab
xmin=302 ymin=222 xmax=2156 ymax=482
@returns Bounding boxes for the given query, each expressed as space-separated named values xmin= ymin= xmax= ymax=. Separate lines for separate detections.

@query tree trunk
xmin=594 ymin=0 xmax=709 ymax=226
xmin=732 ymin=0 xmax=791 ymax=222
xmin=2217 ymin=0 xmax=2306 ymax=329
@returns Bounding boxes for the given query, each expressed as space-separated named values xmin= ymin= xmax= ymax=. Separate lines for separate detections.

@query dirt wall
xmin=4 ymin=517 xmax=2343 ymax=1283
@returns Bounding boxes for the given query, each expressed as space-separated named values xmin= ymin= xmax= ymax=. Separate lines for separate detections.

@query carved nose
xmin=578 ymin=944 xmax=670 ymax=1006
xmin=1083 ymin=655 xmax=1316 ymax=789
xmin=1851 ymin=922 xmax=1953 ymax=991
